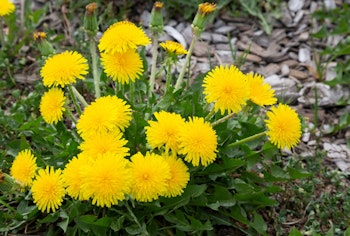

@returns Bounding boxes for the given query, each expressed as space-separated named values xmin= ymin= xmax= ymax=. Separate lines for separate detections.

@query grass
xmin=0 ymin=0 xmax=349 ymax=235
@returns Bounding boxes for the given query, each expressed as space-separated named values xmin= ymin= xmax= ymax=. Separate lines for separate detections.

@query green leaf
xmin=344 ymin=227 xmax=350 ymax=236
xmin=207 ymin=185 xmax=236 ymax=210
xmin=288 ymin=227 xmax=303 ymax=236
xmin=110 ymin=215 xmax=125 ymax=232
xmin=287 ymin=166 xmax=311 ymax=179
xmin=250 ymin=211 xmax=267 ymax=235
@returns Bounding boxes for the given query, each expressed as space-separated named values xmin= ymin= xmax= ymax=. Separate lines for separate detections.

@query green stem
xmin=70 ymin=85 xmax=88 ymax=107
xmin=205 ymin=107 xmax=216 ymax=121
xmin=174 ymin=35 xmax=197 ymax=91
xmin=0 ymin=20 xmax=5 ymax=47
xmin=164 ymin=61 xmax=172 ymax=93
xmin=226 ymin=132 xmax=266 ymax=149
xmin=0 ymin=198 xmax=17 ymax=213
xmin=149 ymin=34 xmax=159 ymax=97
xmin=89 ymin=36 xmax=101 ymax=98
xmin=130 ymin=82 xmax=135 ymax=106
xmin=125 ymin=201 xmax=149 ymax=236
xmin=67 ymin=85 xmax=82 ymax=116
xmin=211 ymin=112 xmax=236 ymax=127
xmin=65 ymin=107 xmax=77 ymax=124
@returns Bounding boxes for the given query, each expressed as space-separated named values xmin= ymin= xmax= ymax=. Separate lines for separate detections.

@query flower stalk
xmin=174 ymin=36 xmax=196 ymax=91
xmin=226 ymin=132 xmax=266 ymax=149
xmin=211 ymin=112 xmax=236 ymax=127
xmin=148 ymin=2 xmax=164 ymax=97
xmin=84 ymin=3 xmax=100 ymax=98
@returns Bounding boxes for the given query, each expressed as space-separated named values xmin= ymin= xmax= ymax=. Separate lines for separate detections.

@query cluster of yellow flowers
xmin=9 ymin=3 xmax=302 ymax=214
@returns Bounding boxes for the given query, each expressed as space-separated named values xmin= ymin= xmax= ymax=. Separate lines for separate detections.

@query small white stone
xmin=288 ymin=0 xmax=305 ymax=12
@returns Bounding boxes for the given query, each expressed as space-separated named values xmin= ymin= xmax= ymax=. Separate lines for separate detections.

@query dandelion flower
xmin=0 ymin=0 xmax=15 ymax=16
xmin=40 ymin=87 xmax=66 ymax=124
xmin=130 ymin=152 xmax=171 ymax=202
xmin=160 ymin=41 xmax=188 ymax=55
xmin=98 ymin=21 xmax=151 ymax=54
xmin=31 ymin=166 xmax=65 ymax=213
xmin=79 ymin=130 xmax=129 ymax=159
xmin=203 ymin=65 xmax=250 ymax=114
xmin=163 ymin=155 xmax=189 ymax=198
xmin=179 ymin=117 xmax=217 ymax=166
xmin=62 ymin=154 xmax=92 ymax=200
xmin=101 ymin=49 xmax=144 ymax=84
xmin=40 ymin=51 xmax=88 ymax=87
xmin=198 ymin=2 xmax=217 ymax=15
xmin=76 ymin=96 xmax=132 ymax=140
xmin=145 ymin=111 xmax=185 ymax=154
xmin=80 ymin=153 xmax=132 ymax=207
xmin=10 ymin=149 xmax=37 ymax=188
xmin=246 ymin=72 xmax=277 ymax=106
xmin=265 ymin=104 xmax=302 ymax=150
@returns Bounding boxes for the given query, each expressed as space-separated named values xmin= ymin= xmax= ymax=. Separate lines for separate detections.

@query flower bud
xmin=192 ymin=2 xmax=216 ymax=37
xmin=0 ymin=171 xmax=15 ymax=192
xmin=149 ymin=1 xmax=164 ymax=35
xmin=84 ymin=2 xmax=98 ymax=37
xmin=33 ymin=31 xmax=55 ymax=56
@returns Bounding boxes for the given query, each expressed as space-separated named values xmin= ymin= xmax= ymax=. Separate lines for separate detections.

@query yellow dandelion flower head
xmin=162 ymin=155 xmax=190 ymax=198
xmin=179 ymin=116 xmax=217 ymax=166
xmin=79 ymin=130 xmax=129 ymax=159
xmin=160 ymin=41 xmax=188 ymax=56
xmin=0 ymin=0 xmax=15 ymax=16
xmin=154 ymin=1 xmax=164 ymax=8
xmin=76 ymin=95 xmax=132 ymax=140
xmin=101 ymin=49 xmax=144 ymax=84
xmin=10 ymin=149 xmax=37 ymax=188
xmin=62 ymin=154 xmax=92 ymax=200
xmin=198 ymin=2 xmax=217 ymax=15
xmin=203 ymin=65 xmax=250 ymax=114
xmin=31 ymin=166 xmax=65 ymax=213
xmin=246 ymin=72 xmax=277 ymax=106
xmin=40 ymin=51 xmax=88 ymax=87
xmin=265 ymin=104 xmax=302 ymax=150
xmin=145 ymin=111 xmax=185 ymax=154
xmin=80 ymin=153 xmax=132 ymax=207
xmin=33 ymin=31 xmax=46 ymax=41
xmin=130 ymin=152 xmax=171 ymax=202
xmin=98 ymin=21 xmax=151 ymax=54
xmin=39 ymin=87 xmax=66 ymax=124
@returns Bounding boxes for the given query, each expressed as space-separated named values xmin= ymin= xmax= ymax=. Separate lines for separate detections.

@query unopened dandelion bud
xmin=0 ymin=171 xmax=15 ymax=192
xmin=192 ymin=2 xmax=216 ymax=37
xmin=33 ymin=31 xmax=55 ymax=56
xmin=149 ymin=1 xmax=164 ymax=35
xmin=84 ymin=2 xmax=98 ymax=36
